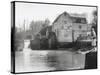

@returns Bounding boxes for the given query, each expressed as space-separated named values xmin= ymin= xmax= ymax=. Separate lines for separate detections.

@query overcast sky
xmin=15 ymin=2 xmax=96 ymax=28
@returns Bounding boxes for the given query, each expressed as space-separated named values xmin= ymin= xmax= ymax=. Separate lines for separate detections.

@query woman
xmin=84 ymin=27 xmax=97 ymax=69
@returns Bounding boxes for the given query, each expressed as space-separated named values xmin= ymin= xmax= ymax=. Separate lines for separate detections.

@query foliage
xmin=29 ymin=19 xmax=50 ymax=36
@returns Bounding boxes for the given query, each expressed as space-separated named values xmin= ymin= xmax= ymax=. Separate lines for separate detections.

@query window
xmin=64 ymin=21 xmax=67 ymax=24
xmin=76 ymin=18 xmax=81 ymax=23
xmin=72 ymin=17 xmax=87 ymax=24
xmin=79 ymin=25 xmax=82 ymax=29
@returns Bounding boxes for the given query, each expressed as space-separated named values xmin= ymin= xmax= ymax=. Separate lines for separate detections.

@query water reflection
xmin=15 ymin=50 xmax=85 ymax=72
xmin=15 ymin=40 xmax=85 ymax=72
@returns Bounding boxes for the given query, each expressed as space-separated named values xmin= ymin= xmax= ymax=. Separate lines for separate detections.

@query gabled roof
xmin=52 ymin=11 xmax=70 ymax=24
xmin=52 ymin=11 xmax=87 ymax=24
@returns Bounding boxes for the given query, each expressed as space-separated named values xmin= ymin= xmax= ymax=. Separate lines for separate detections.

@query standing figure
xmin=91 ymin=28 xmax=97 ymax=48
xmin=84 ymin=27 xmax=97 ymax=69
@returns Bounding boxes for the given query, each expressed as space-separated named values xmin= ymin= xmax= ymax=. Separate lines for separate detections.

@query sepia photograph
xmin=11 ymin=1 xmax=97 ymax=74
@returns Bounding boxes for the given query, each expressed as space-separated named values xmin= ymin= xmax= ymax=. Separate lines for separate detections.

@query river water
xmin=15 ymin=40 xmax=85 ymax=73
